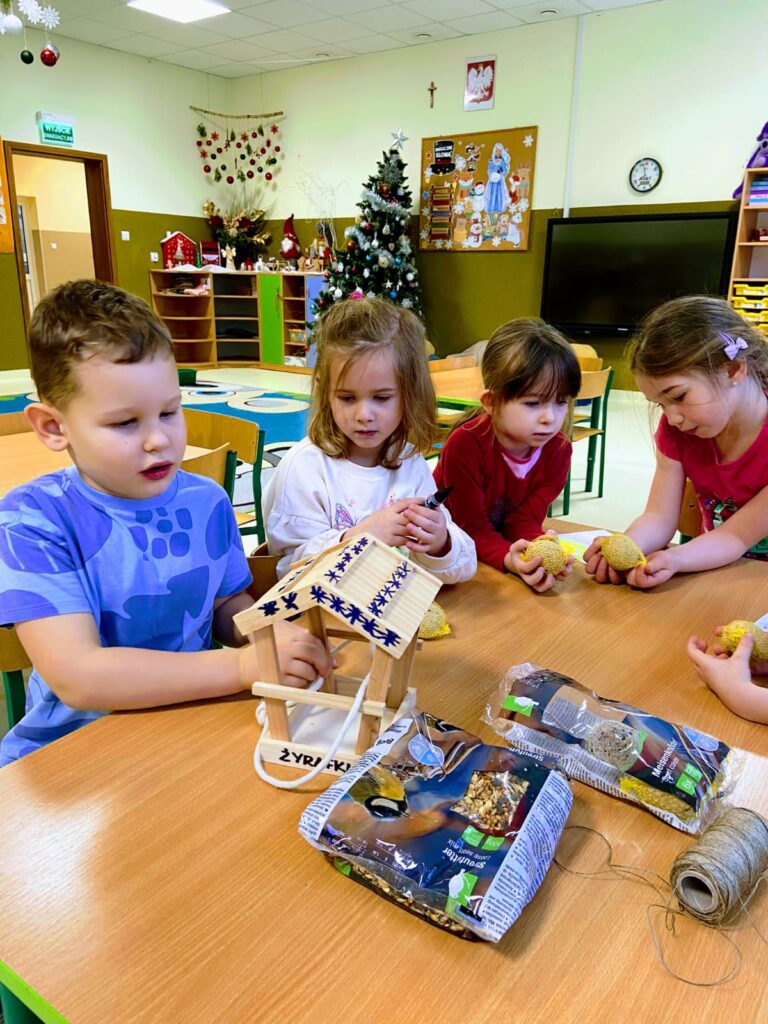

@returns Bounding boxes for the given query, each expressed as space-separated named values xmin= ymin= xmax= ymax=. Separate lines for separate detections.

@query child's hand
xmin=402 ymin=502 xmax=450 ymax=556
xmin=583 ymin=539 xmax=627 ymax=585
xmin=504 ymin=538 xmax=572 ymax=594
xmin=686 ymin=633 xmax=760 ymax=718
xmin=346 ymin=499 xmax=416 ymax=548
xmin=626 ymin=548 xmax=677 ymax=589
xmin=711 ymin=628 xmax=768 ymax=677
xmin=239 ymin=620 xmax=333 ymax=689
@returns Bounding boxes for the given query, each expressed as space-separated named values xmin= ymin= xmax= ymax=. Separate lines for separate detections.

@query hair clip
xmin=720 ymin=333 xmax=748 ymax=360
xmin=349 ymin=288 xmax=364 ymax=300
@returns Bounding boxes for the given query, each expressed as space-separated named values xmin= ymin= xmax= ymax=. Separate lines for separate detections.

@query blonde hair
xmin=29 ymin=279 xmax=173 ymax=409
xmin=309 ymin=298 xmax=435 ymax=469
xmin=629 ymin=295 xmax=768 ymax=388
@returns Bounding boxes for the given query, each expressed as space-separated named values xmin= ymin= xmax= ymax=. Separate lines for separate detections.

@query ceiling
xmin=43 ymin=0 xmax=664 ymax=79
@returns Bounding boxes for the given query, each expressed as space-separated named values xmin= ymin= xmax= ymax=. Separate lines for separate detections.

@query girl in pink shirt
xmin=435 ymin=318 xmax=581 ymax=592
xmin=586 ymin=296 xmax=768 ymax=589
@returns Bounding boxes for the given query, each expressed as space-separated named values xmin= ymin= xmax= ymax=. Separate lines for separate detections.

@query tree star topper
xmin=391 ymin=129 xmax=408 ymax=151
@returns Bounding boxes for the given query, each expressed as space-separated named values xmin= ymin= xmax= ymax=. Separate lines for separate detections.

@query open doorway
xmin=3 ymin=141 xmax=116 ymax=332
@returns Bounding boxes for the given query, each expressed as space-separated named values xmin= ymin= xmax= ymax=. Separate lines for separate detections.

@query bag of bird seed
xmin=484 ymin=663 xmax=737 ymax=834
xmin=298 ymin=712 xmax=572 ymax=942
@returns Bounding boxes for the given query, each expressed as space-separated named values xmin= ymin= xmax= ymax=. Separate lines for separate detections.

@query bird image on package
xmin=484 ymin=664 xmax=737 ymax=834
xmin=298 ymin=712 xmax=572 ymax=941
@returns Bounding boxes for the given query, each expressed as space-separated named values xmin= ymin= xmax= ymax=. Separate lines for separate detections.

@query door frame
xmin=3 ymin=140 xmax=118 ymax=334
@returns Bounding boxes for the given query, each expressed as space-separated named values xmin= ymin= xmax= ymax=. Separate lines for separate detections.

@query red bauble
xmin=226 ymin=175 xmax=234 ymax=184
xmin=346 ymin=240 xmax=356 ymax=251
xmin=265 ymin=172 xmax=273 ymax=180
xmin=40 ymin=42 xmax=59 ymax=67
xmin=247 ymin=170 xmax=254 ymax=178
xmin=203 ymin=165 xmax=211 ymax=174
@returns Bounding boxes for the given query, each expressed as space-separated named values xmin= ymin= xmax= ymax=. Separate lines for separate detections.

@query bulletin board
xmin=0 ymin=139 xmax=13 ymax=254
xmin=419 ymin=126 xmax=537 ymax=252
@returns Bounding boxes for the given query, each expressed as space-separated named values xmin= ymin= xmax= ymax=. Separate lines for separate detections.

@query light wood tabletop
xmin=0 ymin=432 xmax=210 ymax=495
xmin=1 ymin=549 xmax=767 ymax=1024
xmin=430 ymin=365 xmax=483 ymax=405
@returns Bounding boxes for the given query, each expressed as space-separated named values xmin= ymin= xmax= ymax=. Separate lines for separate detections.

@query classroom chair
xmin=570 ymin=342 xmax=598 ymax=359
xmin=559 ymin=367 xmax=614 ymax=517
xmin=246 ymin=542 xmax=280 ymax=601
xmin=180 ymin=443 xmax=235 ymax=495
xmin=183 ymin=408 xmax=266 ymax=544
xmin=677 ymin=478 xmax=702 ymax=543
xmin=0 ymin=626 xmax=30 ymax=731
xmin=427 ymin=354 xmax=477 ymax=373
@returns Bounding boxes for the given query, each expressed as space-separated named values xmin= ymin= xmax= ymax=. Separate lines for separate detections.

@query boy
xmin=0 ymin=280 xmax=331 ymax=765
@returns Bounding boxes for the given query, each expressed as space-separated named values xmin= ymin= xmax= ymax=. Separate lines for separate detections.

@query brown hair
xmin=308 ymin=298 xmax=435 ymax=468
xmin=481 ymin=318 xmax=582 ymax=406
xmin=29 ymin=279 xmax=174 ymax=408
xmin=629 ymin=295 xmax=768 ymax=388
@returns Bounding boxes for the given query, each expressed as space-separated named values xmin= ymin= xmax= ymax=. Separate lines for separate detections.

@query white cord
xmin=253 ymin=672 xmax=370 ymax=789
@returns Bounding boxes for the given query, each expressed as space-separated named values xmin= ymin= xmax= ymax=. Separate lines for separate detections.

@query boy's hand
xmin=503 ymin=538 xmax=572 ymax=594
xmin=686 ymin=633 xmax=758 ymax=717
xmin=345 ymin=499 xmax=415 ymax=548
xmin=626 ymin=548 xmax=677 ymax=589
xmin=239 ymin=620 xmax=333 ymax=689
xmin=583 ymin=538 xmax=627 ymax=585
xmin=402 ymin=502 xmax=450 ymax=556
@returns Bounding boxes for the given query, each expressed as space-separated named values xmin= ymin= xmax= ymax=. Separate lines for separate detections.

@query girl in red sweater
xmin=435 ymin=319 xmax=581 ymax=592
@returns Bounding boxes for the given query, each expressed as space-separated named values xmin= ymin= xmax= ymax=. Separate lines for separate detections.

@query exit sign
xmin=36 ymin=111 xmax=75 ymax=147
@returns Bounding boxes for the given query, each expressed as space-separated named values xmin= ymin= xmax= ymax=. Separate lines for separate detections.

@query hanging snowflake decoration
xmin=19 ymin=0 xmax=43 ymax=22
xmin=39 ymin=3 xmax=59 ymax=29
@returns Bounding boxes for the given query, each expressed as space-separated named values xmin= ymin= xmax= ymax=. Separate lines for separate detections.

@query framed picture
xmin=419 ymin=126 xmax=537 ymax=252
xmin=464 ymin=55 xmax=496 ymax=112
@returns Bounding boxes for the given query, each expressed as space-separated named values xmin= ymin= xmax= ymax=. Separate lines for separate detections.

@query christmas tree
xmin=313 ymin=135 xmax=423 ymax=319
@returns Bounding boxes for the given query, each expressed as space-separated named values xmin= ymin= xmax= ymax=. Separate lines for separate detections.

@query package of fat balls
xmin=484 ymin=663 xmax=738 ymax=834
xmin=298 ymin=712 xmax=572 ymax=941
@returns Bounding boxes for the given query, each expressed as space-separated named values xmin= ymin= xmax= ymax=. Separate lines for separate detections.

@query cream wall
xmin=0 ymin=36 xmax=230 ymax=216
xmin=14 ymin=156 xmax=90 ymax=231
xmin=233 ymin=0 xmax=768 ymax=218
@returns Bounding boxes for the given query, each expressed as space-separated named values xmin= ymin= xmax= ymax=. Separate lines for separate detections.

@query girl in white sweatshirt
xmin=263 ymin=297 xmax=476 ymax=582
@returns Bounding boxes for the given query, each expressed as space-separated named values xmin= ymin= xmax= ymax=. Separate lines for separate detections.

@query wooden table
xmin=0 ymin=433 xmax=210 ymax=495
xmin=1 ymin=552 xmax=767 ymax=1024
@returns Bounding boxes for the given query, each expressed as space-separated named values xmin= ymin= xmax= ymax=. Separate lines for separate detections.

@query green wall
xmin=1 ymin=201 xmax=736 ymax=389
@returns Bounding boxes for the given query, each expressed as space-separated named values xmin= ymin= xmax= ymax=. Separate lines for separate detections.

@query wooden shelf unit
xmin=150 ymin=269 xmax=324 ymax=367
xmin=729 ymin=167 xmax=768 ymax=336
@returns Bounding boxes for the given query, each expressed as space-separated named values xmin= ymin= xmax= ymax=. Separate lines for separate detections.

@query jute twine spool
xmin=554 ymin=806 xmax=768 ymax=986
xmin=671 ymin=806 xmax=768 ymax=925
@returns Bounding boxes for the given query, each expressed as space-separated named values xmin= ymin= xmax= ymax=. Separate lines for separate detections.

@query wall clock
xmin=629 ymin=157 xmax=662 ymax=193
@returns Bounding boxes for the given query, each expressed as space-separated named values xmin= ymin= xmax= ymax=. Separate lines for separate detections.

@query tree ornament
xmin=40 ymin=41 xmax=59 ymax=65
xmin=3 ymin=13 xmax=23 ymax=33
xmin=378 ymin=255 xmax=389 ymax=268
xmin=388 ymin=243 xmax=395 ymax=251
xmin=389 ymin=290 xmax=397 ymax=298
xmin=382 ymin=223 xmax=390 ymax=235
xmin=406 ymin=273 xmax=414 ymax=281
xmin=333 ymin=287 xmax=343 ymax=299
xmin=372 ymin=239 xmax=379 ymax=249
xmin=346 ymin=240 xmax=356 ymax=251
xmin=20 ymin=48 xmax=34 ymax=63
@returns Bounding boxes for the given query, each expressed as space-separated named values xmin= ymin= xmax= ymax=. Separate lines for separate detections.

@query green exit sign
xmin=36 ymin=111 xmax=75 ymax=147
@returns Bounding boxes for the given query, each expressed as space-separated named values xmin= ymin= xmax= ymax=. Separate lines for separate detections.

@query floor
xmin=0 ymin=366 xmax=658 ymax=531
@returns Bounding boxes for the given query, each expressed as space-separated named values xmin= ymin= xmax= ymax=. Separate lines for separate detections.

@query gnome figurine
xmin=733 ymin=121 xmax=768 ymax=199
xmin=280 ymin=214 xmax=302 ymax=267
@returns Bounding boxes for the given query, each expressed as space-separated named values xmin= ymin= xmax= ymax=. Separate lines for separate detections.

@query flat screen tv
xmin=540 ymin=213 xmax=736 ymax=336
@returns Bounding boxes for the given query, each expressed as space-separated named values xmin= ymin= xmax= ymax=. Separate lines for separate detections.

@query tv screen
xmin=540 ymin=213 xmax=736 ymax=336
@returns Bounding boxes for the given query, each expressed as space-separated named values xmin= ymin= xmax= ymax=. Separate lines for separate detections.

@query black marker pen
xmin=421 ymin=485 xmax=453 ymax=510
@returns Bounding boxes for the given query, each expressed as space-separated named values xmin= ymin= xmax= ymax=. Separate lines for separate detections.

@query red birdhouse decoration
xmin=161 ymin=231 xmax=196 ymax=269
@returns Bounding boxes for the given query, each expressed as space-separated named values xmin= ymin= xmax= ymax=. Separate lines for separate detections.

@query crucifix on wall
xmin=428 ymin=81 xmax=436 ymax=108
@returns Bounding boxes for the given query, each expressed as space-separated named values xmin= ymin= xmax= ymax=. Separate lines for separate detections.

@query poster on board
xmin=0 ymin=139 xmax=13 ymax=254
xmin=419 ymin=126 xmax=537 ymax=252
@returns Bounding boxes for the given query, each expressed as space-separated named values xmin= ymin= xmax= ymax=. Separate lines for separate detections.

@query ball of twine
xmin=671 ymin=807 xmax=768 ymax=925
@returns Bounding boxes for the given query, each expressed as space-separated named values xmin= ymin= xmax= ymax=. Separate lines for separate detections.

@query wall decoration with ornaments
xmin=190 ymin=105 xmax=285 ymax=189
xmin=1 ymin=1 xmax=61 ymax=66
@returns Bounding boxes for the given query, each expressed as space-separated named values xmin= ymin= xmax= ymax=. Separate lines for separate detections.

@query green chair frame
xmin=559 ymin=367 xmax=614 ymax=517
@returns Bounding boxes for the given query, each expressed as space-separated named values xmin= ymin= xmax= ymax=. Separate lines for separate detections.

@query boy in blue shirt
xmin=0 ymin=280 xmax=331 ymax=765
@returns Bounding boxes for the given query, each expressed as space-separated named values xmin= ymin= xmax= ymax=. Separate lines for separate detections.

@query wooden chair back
xmin=246 ymin=543 xmax=280 ymax=602
xmin=1 ymin=626 xmax=31 ymax=730
xmin=678 ymin=478 xmax=702 ymax=539
xmin=428 ymin=355 xmax=477 ymax=373
xmin=180 ymin=443 xmax=230 ymax=487
xmin=0 ymin=412 xmax=33 ymax=437
xmin=576 ymin=368 xmax=612 ymax=402
xmin=183 ymin=407 xmax=260 ymax=465
xmin=571 ymin=342 xmax=598 ymax=359
xmin=0 ymin=627 xmax=30 ymax=675
xmin=577 ymin=355 xmax=603 ymax=372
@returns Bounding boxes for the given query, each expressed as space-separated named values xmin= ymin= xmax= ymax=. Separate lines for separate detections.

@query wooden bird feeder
xmin=233 ymin=534 xmax=442 ymax=776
